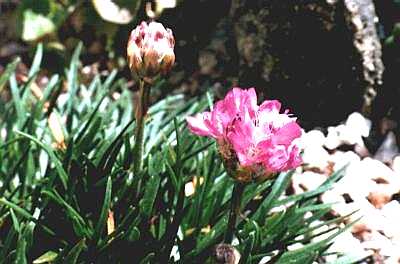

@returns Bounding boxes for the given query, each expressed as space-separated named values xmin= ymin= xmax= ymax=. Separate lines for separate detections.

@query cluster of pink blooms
xmin=187 ymin=88 xmax=302 ymax=181
xmin=127 ymin=21 xmax=175 ymax=78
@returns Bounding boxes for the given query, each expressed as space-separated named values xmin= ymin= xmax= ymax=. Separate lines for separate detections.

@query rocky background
xmin=296 ymin=112 xmax=400 ymax=263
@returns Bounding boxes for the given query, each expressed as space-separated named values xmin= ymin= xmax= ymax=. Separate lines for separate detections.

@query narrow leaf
xmin=28 ymin=43 xmax=43 ymax=78
xmin=0 ymin=57 xmax=20 ymax=92
xmin=139 ymin=174 xmax=161 ymax=219
xmin=16 ymin=131 xmax=68 ymax=189
xmin=64 ymin=239 xmax=86 ymax=264
xmin=94 ymin=177 xmax=112 ymax=245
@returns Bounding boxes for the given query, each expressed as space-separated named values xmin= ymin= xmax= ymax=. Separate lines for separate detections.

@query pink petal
xmin=228 ymin=120 xmax=253 ymax=157
xmin=259 ymin=100 xmax=281 ymax=112
xmin=186 ymin=113 xmax=216 ymax=138
xmin=227 ymin=111 xmax=256 ymax=165
xmin=286 ymin=145 xmax=303 ymax=170
xmin=272 ymin=121 xmax=302 ymax=146
xmin=223 ymin=87 xmax=258 ymax=118
xmin=264 ymin=146 xmax=290 ymax=172
xmin=246 ymin=88 xmax=257 ymax=107
xmin=212 ymin=101 xmax=232 ymax=132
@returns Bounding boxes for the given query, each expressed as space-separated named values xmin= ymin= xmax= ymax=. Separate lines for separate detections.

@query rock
xmin=300 ymin=130 xmax=326 ymax=148
xmin=320 ymin=190 xmax=346 ymax=216
xmin=336 ymin=123 xmax=360 ymax=146
xmin=385 ymin=256 xmax=400 ymax=264
xmin=360 ymin=158 xmax=400 ymax=188
xmin=228 ymin=0 xmax=383 ymax=129
xmin=325 ymin=126 xmax=342 ymax=150
xmin=354 ymin=143 xmax=371 ymax=158
xmin=335 ymin=160 xmax=377 ymax=200
xmin=392 ymin=155 xmax=400 ymax=174
xmin=345 ymin=200 xmax=385 ymax=234
xmin=323 ymin=112 xmax=371 ymax=150
xmin=326 ymin=231 xmax=371 ymax=262
xmin=292 ymin=171 xmax=327 ymax=193
xmin=343 ymin=0 xmax=384 ymax=110
xmin=345 ymin=112 xmax=371 ymax=138
xmin=329 ymin=150 xmax=360 ymax=171
xmin=361 ymin=231 xmax=394 ymax=254
xmin=360 ymin=230 xmax=400 ymax=259
xmin=368 ymin=184 xmax=395 ymax=209
xmin=374 ymin=132 xmax=399 ymax=164
xmin=302 ymin=145 xmax=331 ymax=172
xmin=381 ymin=201 xmax=400 ymax=239
xmin=355 ymin=158 xmax=400 ymax=209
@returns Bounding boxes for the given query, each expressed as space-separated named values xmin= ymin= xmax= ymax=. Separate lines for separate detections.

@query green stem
xmin=224 ymin=182 xmax=245 ymax=244
xmin=132 ymin=79 xmax=150 ymax=178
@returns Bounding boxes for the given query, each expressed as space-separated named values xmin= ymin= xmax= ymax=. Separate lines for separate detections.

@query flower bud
xmin=213 ymin=244 xmax=241 ymax=264
xmin=127 ymin=21 xmax=175 ymax=78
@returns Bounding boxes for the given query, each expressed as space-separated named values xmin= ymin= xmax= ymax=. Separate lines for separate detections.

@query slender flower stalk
xmin=132 ymin=79 xmax=150 ymax=177
xmin=224 ymin=182 xmax=245 ymax=244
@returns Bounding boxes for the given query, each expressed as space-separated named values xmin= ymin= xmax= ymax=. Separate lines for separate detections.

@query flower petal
xmin=186 ymin=113 xmax=216 ymax=138
xmin=273 ymin=121 xmax=302 ymax=146
xmin=259 ymin=100 xmax=281 ymax=112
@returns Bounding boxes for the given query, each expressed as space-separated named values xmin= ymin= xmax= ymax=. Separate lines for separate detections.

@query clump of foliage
xmin=0 ymin=45 xmax=356 ymax=263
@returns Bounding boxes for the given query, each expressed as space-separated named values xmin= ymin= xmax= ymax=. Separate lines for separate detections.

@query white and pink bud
xmin=127 ymin=21 xmax=175 ymax=78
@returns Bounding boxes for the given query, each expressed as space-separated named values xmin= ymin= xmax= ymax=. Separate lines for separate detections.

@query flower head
xmin=127 ymin=21 xmax=175 ymax=78
xmin=186 ymin=88 xmax=302 ymax=182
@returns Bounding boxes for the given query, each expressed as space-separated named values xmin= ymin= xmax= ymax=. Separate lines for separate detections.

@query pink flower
xmin=186 ymin=88 xmax=302 ymax=181
xmin=127 ymin=21 xmax=175 ymax=78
